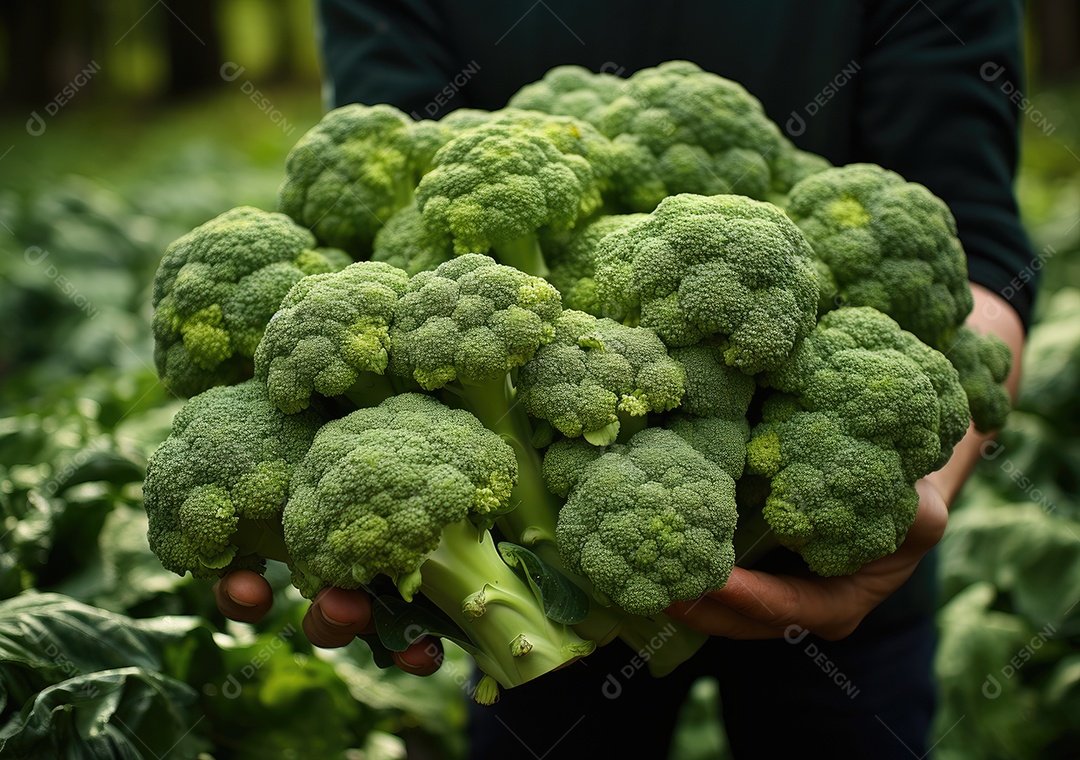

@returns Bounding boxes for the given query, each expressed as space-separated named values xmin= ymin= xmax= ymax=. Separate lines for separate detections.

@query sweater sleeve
xmin=854 ymin=0 xmax=1037 ymax=327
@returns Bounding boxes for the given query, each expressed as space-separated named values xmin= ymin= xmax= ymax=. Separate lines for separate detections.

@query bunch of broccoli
xmin=143 ymin=61 xmax=1012 ymax=702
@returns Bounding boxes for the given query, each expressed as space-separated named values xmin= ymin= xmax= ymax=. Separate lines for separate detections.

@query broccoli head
xmin=549 ymin=429 xmax=737 ymax=616
xmin=143 ymin=379 xmax=323 ymax=580
xmin=593 ymin=60 xmax=806 ymax=200
xmin=284 ymin=393 xmax=518 ymax=596
xmin=593 ymin=193 xmax=819 ymax=371
xmin=944 ymin=326 xmax=1013 ymax=432
xmin=785 ymin=163 xmax=974 ymax=348
xmin=388 ymin=254 xmax=562 ymax=390
xmin=415 ymin=122 xmax=601 ymax=274
xmin=151 ymin=206 xmax=350 ymax=397
xmin=747 ymin=307 xmax=970 ymax=575
xmin=541 ymin=213 xmax=649 ymax=314
xmin=254 ymin=261 xmax=411 ymax=414
xmin=283 ymin=393 xmax=593 ymax=695
xmin=746 ymin=401 xmax=920 ymax=576
xmin=279 ymin=104 xmax=451 ymax=254
xmin=507 ymin=65 xmax=625 ymax=126
xmin=516 ymin=310 xmax=686 ymax=445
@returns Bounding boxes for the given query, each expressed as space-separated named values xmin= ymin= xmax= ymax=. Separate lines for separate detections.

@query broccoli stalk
xmin=419 ymin=518 xmax=595 ymax=699
xmin=489 ymin=234 xmax=551 ymax=280
xmin=387 ymin=254 xmax=706 ymax=674
xmin=440 ymin=374 xmax=562 ymax=545
xmin=283 ymin=393 xmax=595 ymax=701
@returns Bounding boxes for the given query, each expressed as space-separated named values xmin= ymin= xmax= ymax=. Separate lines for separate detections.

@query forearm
xmin=927 ymin=282 xmax=1025 ymax=505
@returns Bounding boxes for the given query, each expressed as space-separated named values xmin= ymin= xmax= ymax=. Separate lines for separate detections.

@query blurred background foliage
xmin=0 ymin=1 xmax=1078 ymax=758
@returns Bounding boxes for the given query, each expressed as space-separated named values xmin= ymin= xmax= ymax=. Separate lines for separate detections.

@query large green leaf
xmin=0 ymin=668 xmax=204 ymax=760
xmin=939 ymin=503 xmax=1080 ymax=632
xmin=933 ymin=583 xmax=1064 ymax=760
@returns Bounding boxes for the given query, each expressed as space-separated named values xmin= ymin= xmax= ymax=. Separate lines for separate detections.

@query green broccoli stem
xmin=232 ymin=517 xmax=291 ymax=566
xmin=615 ymin=410 xmax=650 ymax=444
xmin=444 ymin=375 xmax=708 ymax=677
xmin=442 ymin=375 xmax=562 ymax=546
xmin=418 ymin=519 xmax=595 ymax=695
xmin=491 ymin=235 xmax=549 ymax=279
xmin=342 ymin=371 xmax=403 ymax=410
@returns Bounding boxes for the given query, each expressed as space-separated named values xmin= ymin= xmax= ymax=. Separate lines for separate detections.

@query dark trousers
xmin=469 ymin=616 xmax=937 ymax=759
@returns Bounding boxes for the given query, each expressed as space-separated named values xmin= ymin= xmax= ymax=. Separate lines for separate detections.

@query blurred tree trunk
xmin=165 ymin=0 xmax=223 ymax=96
xmin=0 ymin=0 xmax=96 ymax=105
xmin=1034 ymin=0 xmax=1080 ymax=80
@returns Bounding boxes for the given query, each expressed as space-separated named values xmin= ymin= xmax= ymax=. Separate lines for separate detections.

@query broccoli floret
xmin=746 ymin=402 xmax=919 ymax=577
xmin=541 ymin=214 xmax=649 ymax=314
xmin=785 ymin=163 xmax=974 ymax=347
xmin=507 ymin=65 xmax=625 ymax=126
xmin=389 ymin=254 xmax=562 ymax=391
xmin=944 ymin=326 xmax=1013 ymax=432
xmin=371 ymin=203 xmax=455 ymax=275
xmin=279 ymin=104 xmax=451 ymax=254
xmin=151 ymin=206 xmax=350 ymax=397
xmin=669 ymin=342 xmax=757 ymax=420
xmin=747 ymin=307 xmax=970 ymax=575
xmin=416 ymin=123 xmax=602 ymax=275
xmin=143 ymin=379 xmax=323 ymax=580
xmin=386 ymin=254 xmax=561 ymax=534
xmin=593 ymin=193 xmax=820 ymax=371
xmin=254 ymin=261 xmax=411 ymax=414
xmin=284 ymin=393 xmax=593 ymax=695
xmin=665 ymin=342 xmax=755 ymax=479
xmin=593 ymin=61 xmax=809 ymax=200
xmin=517 ymin=310 xmax=685 ymax=445
xmin=549 ymin=428 xmax=737 ymax=616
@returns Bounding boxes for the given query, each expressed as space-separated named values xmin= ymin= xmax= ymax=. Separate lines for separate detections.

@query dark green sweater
xmin=319 ymin=0 xmax=1038 ymax=326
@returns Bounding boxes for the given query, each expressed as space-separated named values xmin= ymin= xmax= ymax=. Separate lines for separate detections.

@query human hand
xmin=664 ymin=477 xmax=949 ymax=641
xmin=212 ymin=570 xmax=444 ymax=675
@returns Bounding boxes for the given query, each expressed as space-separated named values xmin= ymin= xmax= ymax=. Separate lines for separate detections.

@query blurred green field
xmin=0 ymin=75 xmax=1079 ymax=758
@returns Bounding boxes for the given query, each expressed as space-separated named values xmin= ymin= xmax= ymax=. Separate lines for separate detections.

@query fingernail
xmin=321 ymin=609 xmax=350 ymax=627
xmin=398 ymin=650 xmax=427 ymax=669
xmin=227 ymin=591 xmax=256 ymax=608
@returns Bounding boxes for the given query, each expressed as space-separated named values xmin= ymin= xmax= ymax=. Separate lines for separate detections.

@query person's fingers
xmin=666 ymin=567 xmax=830 ymax=640
xmin=907 ymin=478 xmax=949 ymax=553
xmin=213 ymin=570 xmax=274 ymax=624
xmin=391 ymin=635 xmax=444 ymax=676
xmin=302 ymin=587 xmax=374 ymax=648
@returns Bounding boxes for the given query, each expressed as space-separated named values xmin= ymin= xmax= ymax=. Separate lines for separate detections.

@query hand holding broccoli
xmin=141 ymin=60 xmax=1019 ymax=700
